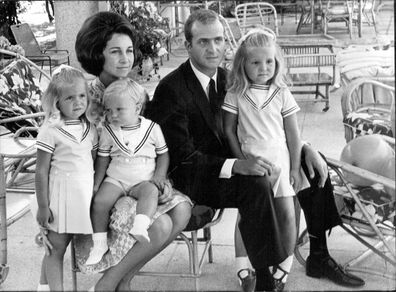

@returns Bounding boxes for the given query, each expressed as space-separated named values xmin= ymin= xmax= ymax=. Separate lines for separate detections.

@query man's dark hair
xmin=184 ymin=9 xmax=220 ymax=43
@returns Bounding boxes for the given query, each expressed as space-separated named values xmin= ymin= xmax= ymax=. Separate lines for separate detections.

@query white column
xmin=54 ymin=1 xmax=101 ymax=68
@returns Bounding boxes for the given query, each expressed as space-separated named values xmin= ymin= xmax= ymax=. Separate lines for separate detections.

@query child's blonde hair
xmin=41 ymin=65 xmax=89 ymax=125
xmin=103 ymin=78 xmax=149 ymax=114
xmin=227 ymin=28 xmax=288 ymax=96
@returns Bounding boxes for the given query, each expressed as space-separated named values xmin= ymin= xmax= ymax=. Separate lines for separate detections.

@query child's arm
xmin=223 ymin=111 xmax=246 ymax=159
xmin=151 ymin=151 xmax=169 ymax=186
xmin=153 ymin=151 xmax=169 ymax=179
xmin=91 ymin=149 xmax=97 ymax=162
xmin=93 ymin=156 xmax=111 ymax=193
xmin=284 ymin=113 xmax=303 ymax=191
xmin=35 ymin=149 xmax=53 ymax=227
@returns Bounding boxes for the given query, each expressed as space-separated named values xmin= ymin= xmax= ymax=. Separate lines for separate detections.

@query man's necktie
xmin=208 ymin=78 xmax=218 ymax=115
xmin=208 ymin=78 xmax=223 ymax=136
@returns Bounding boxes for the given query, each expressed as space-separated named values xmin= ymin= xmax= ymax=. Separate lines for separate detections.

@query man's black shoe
xmin=306 ymin=255 xmax=365 ymax=287
xmin=237 ymin=269 xmax=256 ymax=292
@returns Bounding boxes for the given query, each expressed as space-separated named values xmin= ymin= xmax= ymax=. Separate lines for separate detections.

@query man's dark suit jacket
xmin=146 ymin=60 xmax=230 ymax=205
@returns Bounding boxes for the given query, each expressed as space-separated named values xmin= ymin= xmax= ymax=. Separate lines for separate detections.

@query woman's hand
xmin=303 ymin=144 xmax=328 ymax=188
xmin=151 ymin=176 xmax=173 ymax=204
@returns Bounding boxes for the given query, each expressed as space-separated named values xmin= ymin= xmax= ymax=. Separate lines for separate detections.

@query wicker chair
xmin=0 ymin=48 xmax=48 ymax=285
xmin=341 ymin=77 xmax=395 ymax=142
xmin=321 ymin=0 xmax=354 ymax=38
xmin=235 ymin=2 xmax=279 ymax=36
xmin=282 ymin=46 xmax=336 ymax=111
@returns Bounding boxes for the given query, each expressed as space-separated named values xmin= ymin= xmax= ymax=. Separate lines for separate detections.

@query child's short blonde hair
xmin=103 ymin=78 xmax=149 ymax=112
xmin=227 ymin=27 xmax=288 ymax=96
xmin=41 ymin=65 xmax=88 ymax=125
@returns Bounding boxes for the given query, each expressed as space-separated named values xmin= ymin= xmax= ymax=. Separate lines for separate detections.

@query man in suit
xmin=145 ymin=9 xmax=364 ymax=291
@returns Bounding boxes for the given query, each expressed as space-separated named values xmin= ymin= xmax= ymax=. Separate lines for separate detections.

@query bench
xmin=282 ymin=46 xmax=336 ymax=112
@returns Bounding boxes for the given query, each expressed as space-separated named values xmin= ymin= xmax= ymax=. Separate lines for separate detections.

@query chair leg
xmin=191 ymin=231 xmax=200 ymax=276
xmin=323 ymin=85 xmax=330 ymax=112
xmin=371 ymin=11 xmax=377 ymax=34
xmin=39 ymin=61 xmax=45 ymax=82
xmin=204 ymin=227 xmax=213 ymax=263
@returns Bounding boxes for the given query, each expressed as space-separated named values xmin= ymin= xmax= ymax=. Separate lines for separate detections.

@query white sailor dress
xmin=35 ymin=119 xmax=98 ymax=234
xmin=222 ymin=84 xmax=301 ymax=197
xmin=98 ymin=116 xmax=168 ymax=188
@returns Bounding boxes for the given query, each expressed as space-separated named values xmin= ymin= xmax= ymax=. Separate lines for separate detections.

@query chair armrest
xmin=0 ymin=112 xmax=45 ymax=125
xmin=202 ymin=208 xmax=224 ymax=229
xmin=25 ymin=54 xmax=51 ymax=60
xmin=43 ymin=49 xmax=69 ymax=55
xmin=327 ymin=157 xmax=395 ymax=192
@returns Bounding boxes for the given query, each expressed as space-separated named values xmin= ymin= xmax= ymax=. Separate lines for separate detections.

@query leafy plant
xmin=0 ymin=0 xmax=22 ymax=43
xmin=110 ymin=1 xmax=169 ymax=66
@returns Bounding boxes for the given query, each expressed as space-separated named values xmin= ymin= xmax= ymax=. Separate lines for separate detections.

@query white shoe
xmin=85 ymin=245 xmax=108 ymax=265
xmin=129 ymin=226 xmax=150 ymax=243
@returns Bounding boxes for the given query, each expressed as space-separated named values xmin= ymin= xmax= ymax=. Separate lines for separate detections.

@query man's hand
xmin=232 ymin=157 xmax=275 ymax=176
xmin=303 ymin=144 xmax=328 ymax=188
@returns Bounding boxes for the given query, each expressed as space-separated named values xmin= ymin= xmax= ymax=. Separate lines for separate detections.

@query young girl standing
xmin=34 ymin=66 xmax=98 ymax=291
xmin=222 ymin=28 xmax=304 ymax=291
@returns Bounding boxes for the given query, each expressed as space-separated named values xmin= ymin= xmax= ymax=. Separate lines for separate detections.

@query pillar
xmin=54 ymin=1 xmax=108 ymax=68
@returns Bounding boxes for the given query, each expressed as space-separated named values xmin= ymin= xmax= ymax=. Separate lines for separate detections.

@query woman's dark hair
xmin=75 ymin=11 xmax=135 ymax=76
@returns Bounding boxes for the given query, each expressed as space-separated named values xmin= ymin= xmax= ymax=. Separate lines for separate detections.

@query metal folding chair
xmin=10 ymin=23 xmax=70 ymax=78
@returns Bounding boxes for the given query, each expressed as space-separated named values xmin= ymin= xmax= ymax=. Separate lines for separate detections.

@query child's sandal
xmin=271 ymin=265 xmax=289 ymax=292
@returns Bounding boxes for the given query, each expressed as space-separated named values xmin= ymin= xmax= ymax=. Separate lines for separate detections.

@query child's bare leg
xmin=87 ymin=182 xmax=124 ymax=265
xmin=91 ymin=182 xmax=125 ymax=232
xmin=128 ymin=181 xmax=159 ymax=243
xmin=44 ymin=231 xmax=72 ymax=291
xmin=37 ymin=257 xmax=49 ymax=291
xmin=270 ymin=196 xmax=296 ymax=286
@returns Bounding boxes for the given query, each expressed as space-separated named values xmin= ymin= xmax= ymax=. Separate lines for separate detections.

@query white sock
xmin=37 ymin=284 xmax=50 ymax=291
xmin=235 ymin=256 xmax=253 ymax=279
xmin=132 ymin=214 xmax=151 ymax=230
xmin=92 ymin=232 xmax=108 ymax=248
xmin=270 ymin=255 xmax=293 ymax=283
